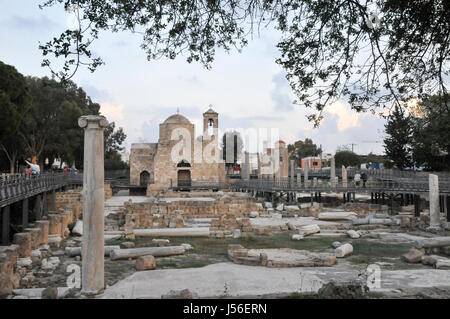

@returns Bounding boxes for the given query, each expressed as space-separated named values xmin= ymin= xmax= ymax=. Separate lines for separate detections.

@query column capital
xmin=78 ymin=115 xmax=109 ymax=129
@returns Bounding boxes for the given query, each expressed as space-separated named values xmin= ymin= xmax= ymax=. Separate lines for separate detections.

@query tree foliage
xmin=40 ymin=0 xmax=450 ymax=124
xmin=0 ymin=63 xmax=127 ymax=172
xmin=0 ymin=61 xmax=31 ymax=140
xmin=335 ymin=150 xmax=360 ymax=167
xmin=104 ymin=122 xmax=126 ymax=157
xmin=288 ymin=138 xmax=322 ymax=166
xmin=383 ymin=106 xmax=413 ymax=169
xmin=382 ymin=94 xmax=450 ymax=171
xmin=0 ymin=61 xmax=31 ymax=172
xmin=410 ymin=94 xmax=450 ymax=170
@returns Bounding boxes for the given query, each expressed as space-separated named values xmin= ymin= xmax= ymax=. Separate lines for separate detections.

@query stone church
xmin=130 ymin=107 xmax=226 ymax=193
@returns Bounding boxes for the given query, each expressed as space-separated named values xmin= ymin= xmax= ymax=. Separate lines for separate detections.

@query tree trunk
xmin=9 ymin=155 xmax=15 ymax=173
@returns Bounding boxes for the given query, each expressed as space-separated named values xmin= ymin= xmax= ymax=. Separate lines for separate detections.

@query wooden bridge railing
xmin=174 ymin=177 xmax=450 ymax=195
xmin=0 ymin=173 xmax=70 ymax=207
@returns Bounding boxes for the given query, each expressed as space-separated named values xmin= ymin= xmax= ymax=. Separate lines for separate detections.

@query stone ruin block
xmin=0 ymin=245 xmax=20 ymax=297
xmin=34 ymin=220 xmax=49 ymax=245
xmin=24 ymin=228 xmax=41 ymax=250
xmin=12 ymin=233 xmax=32 ymax=258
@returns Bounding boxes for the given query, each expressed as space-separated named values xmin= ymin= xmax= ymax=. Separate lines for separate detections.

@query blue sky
xmin=0 ymin=0 xmax=387 ymax=155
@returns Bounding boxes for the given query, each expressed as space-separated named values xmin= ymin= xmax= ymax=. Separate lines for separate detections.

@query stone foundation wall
xmin=51 ymin=188 xmax=83 ymax=218
xmin=0 ymin=188 xmax=88 ymax=297
xmin=121 ymin=193 xmax=262 ymax=235
xmin=340 ymin=202 xmax=390 ymax=216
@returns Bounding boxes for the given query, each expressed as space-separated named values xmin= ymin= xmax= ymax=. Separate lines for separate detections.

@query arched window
xmin=139 ymin=171 xmax=150 ymax=186
xmin=207 ymin=118 xmax=214 ymax=136
xmin=177 ymin=160 xmax=191 ymax=167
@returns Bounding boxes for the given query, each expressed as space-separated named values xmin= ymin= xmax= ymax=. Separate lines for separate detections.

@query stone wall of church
xmin=129 ymin=143 xmax=157 ymax=185
xmin=153 ymin=122 xmax=195 ymax=188
xmin=133 ymin=112 xmax=227 ymax=193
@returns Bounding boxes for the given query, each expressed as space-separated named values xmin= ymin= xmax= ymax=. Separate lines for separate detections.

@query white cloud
xmin=326 ymin=101 xmax=360 ymax=131
xmin=100 ymin=103 xmax=125 ymax=121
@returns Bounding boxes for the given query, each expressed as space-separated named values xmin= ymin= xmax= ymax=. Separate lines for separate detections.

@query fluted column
xmin=78 ymin=115 xmax=108 ymax=296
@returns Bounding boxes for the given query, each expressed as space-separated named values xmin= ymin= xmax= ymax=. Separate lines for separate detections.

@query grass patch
xmin=352 ymin=240 xmax=412 ymax=258
xmin=345 ymin=239 xmax=421 ymax=269
xmin=106 ymin=233 xmax=420 ymax=272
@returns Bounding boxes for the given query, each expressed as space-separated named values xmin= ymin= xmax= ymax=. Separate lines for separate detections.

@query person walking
xmin=25 ymin=158 xmax=40 ymax=175
xmin=361 ymin=173 xmax=367 ymax=188
xmin=354 ymin=173 xmax=361 ymax=187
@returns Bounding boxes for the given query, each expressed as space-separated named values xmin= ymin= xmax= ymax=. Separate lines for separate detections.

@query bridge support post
xmin=446 ymin=196 xmax=450 ymax=222
xmin=22 ymin=198 xmax=28 ymax=230
xmin=414 ymin=194 xmax=420 ymax=217
xmin=371 ymin=192 xmax=374 ymax=203
xmin=42 ymin=192 xmax=47 ymax=217
xmin=78 ymin=115 xmax=108 ymax=296
xmin=51 ymin=189 xmax=56 ymax=211
xmin=343 ymin=193 xmax=346 ymax=203
xmin=390 ymin=195 xmax=394 ymax=215
xmin=34 ymin=194 xmax=42 ymax=220
xmin=2 ymin=205 xmax=10 ymax=245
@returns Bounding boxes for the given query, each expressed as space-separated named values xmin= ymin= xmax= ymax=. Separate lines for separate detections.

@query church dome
xmin=163 ymin=114 xmax=191 ymax=124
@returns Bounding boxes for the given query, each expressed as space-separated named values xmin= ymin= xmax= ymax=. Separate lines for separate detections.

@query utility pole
xmin=349 ymin=143 xmax=357 ymax=153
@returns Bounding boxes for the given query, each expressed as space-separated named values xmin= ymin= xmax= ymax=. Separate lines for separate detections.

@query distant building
xmin=257 ymin=140 xmax=289 ymax=179
xmin=301 ymin=156 xmax=328 ymax=170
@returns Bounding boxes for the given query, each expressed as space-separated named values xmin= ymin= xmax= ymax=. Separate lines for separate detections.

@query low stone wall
xmin=0 ymin=188 xmax=88 ymax=297
xmin=121 ymin=193 xmax=262 ymax=236
xmin=340 ymin=202 xmax=390 ymax=216
xmin=52 ymin=188 xmax=83 ymax=220
xmin=210 ymin=213 xmax=252 ymax=233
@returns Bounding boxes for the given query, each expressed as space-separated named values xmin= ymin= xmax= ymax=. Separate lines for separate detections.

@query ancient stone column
xmin=296 ymin=170 xmax=301 ymax=187
xmin=13 ymin=232 xmax=31 ymax=258
xmin=304 ymin=161 xmax=309 ymax=187
xmin=35 ymin=220 xmax=49 ymax=245
xmin=330 ymin=157 xmax=336 ymax=188
xmin=429 ymin=174 xmax=440 ymax=229
xmin=257 ymin=153 xmax=262 ymax=179
xmin=342 ymin=166 xmax=347 ymax=188
xmin=289 ymin=160 xmax=295 ymax=188
xmin=242 ymin=151 xmax=250 ymax=180
xmin=78 ymin=115 xmax=108 ymax=296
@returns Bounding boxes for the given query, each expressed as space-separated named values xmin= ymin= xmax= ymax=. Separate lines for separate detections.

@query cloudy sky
xmin=0 ymin=1 xmax=387 ymax=155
